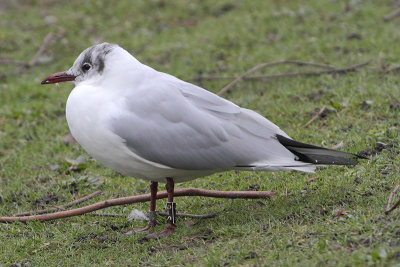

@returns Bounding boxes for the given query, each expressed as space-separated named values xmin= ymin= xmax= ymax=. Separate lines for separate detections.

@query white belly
xmin=65 ymin=85 xmax=214 ymax=183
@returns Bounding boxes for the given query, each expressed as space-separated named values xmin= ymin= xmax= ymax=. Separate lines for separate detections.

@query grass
xmin=0 ymin=0 xmax=399 ymax=266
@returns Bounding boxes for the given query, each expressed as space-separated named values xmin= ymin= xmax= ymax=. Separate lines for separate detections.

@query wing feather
xmin=109 ymin=72 xmax=298 ymax=170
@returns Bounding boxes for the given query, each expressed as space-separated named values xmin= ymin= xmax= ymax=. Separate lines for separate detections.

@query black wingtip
xmin=276 ymin=134 xmax=363 ymax=165
xmin=356 ymin=152 xmax=369 ymax=159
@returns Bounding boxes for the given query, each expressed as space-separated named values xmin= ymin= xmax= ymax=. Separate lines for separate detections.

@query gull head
xmin=41 ymin=42 xmax=130 ymax=85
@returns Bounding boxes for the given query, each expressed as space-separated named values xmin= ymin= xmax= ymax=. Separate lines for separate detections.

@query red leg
xmin=147 ymin=178 xmax=176 ymax=238
xmin=157 ymin=178 xmax=176 ymax=236
xmin=135 ymin=181 xmax=158 ymax=232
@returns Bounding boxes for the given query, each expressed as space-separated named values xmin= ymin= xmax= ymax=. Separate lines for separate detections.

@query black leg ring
xmin=166 ymin=202 xmax=176 ymax=225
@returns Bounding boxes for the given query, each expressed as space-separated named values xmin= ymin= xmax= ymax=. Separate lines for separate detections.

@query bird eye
xmin=82 ymin=63 xmax=91 ymax=72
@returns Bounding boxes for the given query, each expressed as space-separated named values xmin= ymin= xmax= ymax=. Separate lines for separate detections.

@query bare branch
xmin=1 ymin=188 xmax=275 ymax=222
xmin=14 ymin=190 xmax=102 ymax=217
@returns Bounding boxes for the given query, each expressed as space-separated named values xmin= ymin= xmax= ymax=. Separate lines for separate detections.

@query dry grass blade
xmin=303 ymin=106 xmax=326 ymax=128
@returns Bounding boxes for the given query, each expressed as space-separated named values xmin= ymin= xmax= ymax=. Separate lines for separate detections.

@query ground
xmin=0 ymin=0 xmax=399 ymax=266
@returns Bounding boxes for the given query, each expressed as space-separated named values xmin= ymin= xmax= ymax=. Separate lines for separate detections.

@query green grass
xmin=1 ymin=0 xmax=399 ymax=266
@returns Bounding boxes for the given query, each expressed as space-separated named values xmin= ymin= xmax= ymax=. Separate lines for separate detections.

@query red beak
xmin=41 ymin=71 xmax=76 ymax=84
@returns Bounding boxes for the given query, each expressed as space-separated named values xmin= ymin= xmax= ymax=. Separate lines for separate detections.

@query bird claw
xmin=134 ymin=220 xmax=158 ymax=233
xmin=145 ymin=223 xmax=175 ymax=239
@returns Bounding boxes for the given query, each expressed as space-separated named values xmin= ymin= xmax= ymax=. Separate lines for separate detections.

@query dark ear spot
xmin=97 ymin=56 xmax=105 ymax=73
xmin=96 ymin=44 xmax=114 ymax=73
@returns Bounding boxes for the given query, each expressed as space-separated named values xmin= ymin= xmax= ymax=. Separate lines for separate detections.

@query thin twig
xmin=385 ymin=185 xmax=400 ymax=215
xmin=28 ymin=32 xmax=55 ymax=67
xmin=156 ymin=211 xmax=218 ymax=219
xmin=89 ymin=213 xmax=125 ymax=217
xmin=386 ymin=199 xmax=400 ymax=215
xmin=1 ymin=188 xmax=275 ymax=222
xmin=65 ymin=190 xmax=103 ymax=208
xmin=38 ymin=204 xmax=66 ymax=211
xmin=89 ymin=211 xmax=218 ymax=219
xmin=303 ymin=106 xmax=326 ymax=128
xmin=217 ymin=61 xmax=285 ymax=96
xmin=0 ymin=31 xmax=64 ymax=80
xmin=14 ymin=190 xmax=102 ymax=217
xmin=383 ymin=8 xmax=400 ymax=21
xmin=217 ymin=60 xmax=335 ymax=95
xmin=213 ymin=61 xmax=370 ymax=96
xmin=382 ymin=65 xmax=400 ymax=74
xmin=241 ymin=61 xmax=369 ymax=78
xmin=386 ymin=185 xmax=399 ymax=210
xmin=216 ymin=60 xmax=335 ymax=96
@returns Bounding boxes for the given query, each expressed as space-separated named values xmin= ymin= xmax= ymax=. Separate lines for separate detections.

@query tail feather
xmin=276 ymin=134 xmax=363 ymax=165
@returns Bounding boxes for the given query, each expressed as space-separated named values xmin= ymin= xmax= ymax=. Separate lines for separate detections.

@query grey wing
xmin=109 ymin=74 xmax=298 ymax=170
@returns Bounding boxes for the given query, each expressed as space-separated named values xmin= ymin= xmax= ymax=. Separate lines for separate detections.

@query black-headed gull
xmin=42 ymin=43 xmax=361 ymax=236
